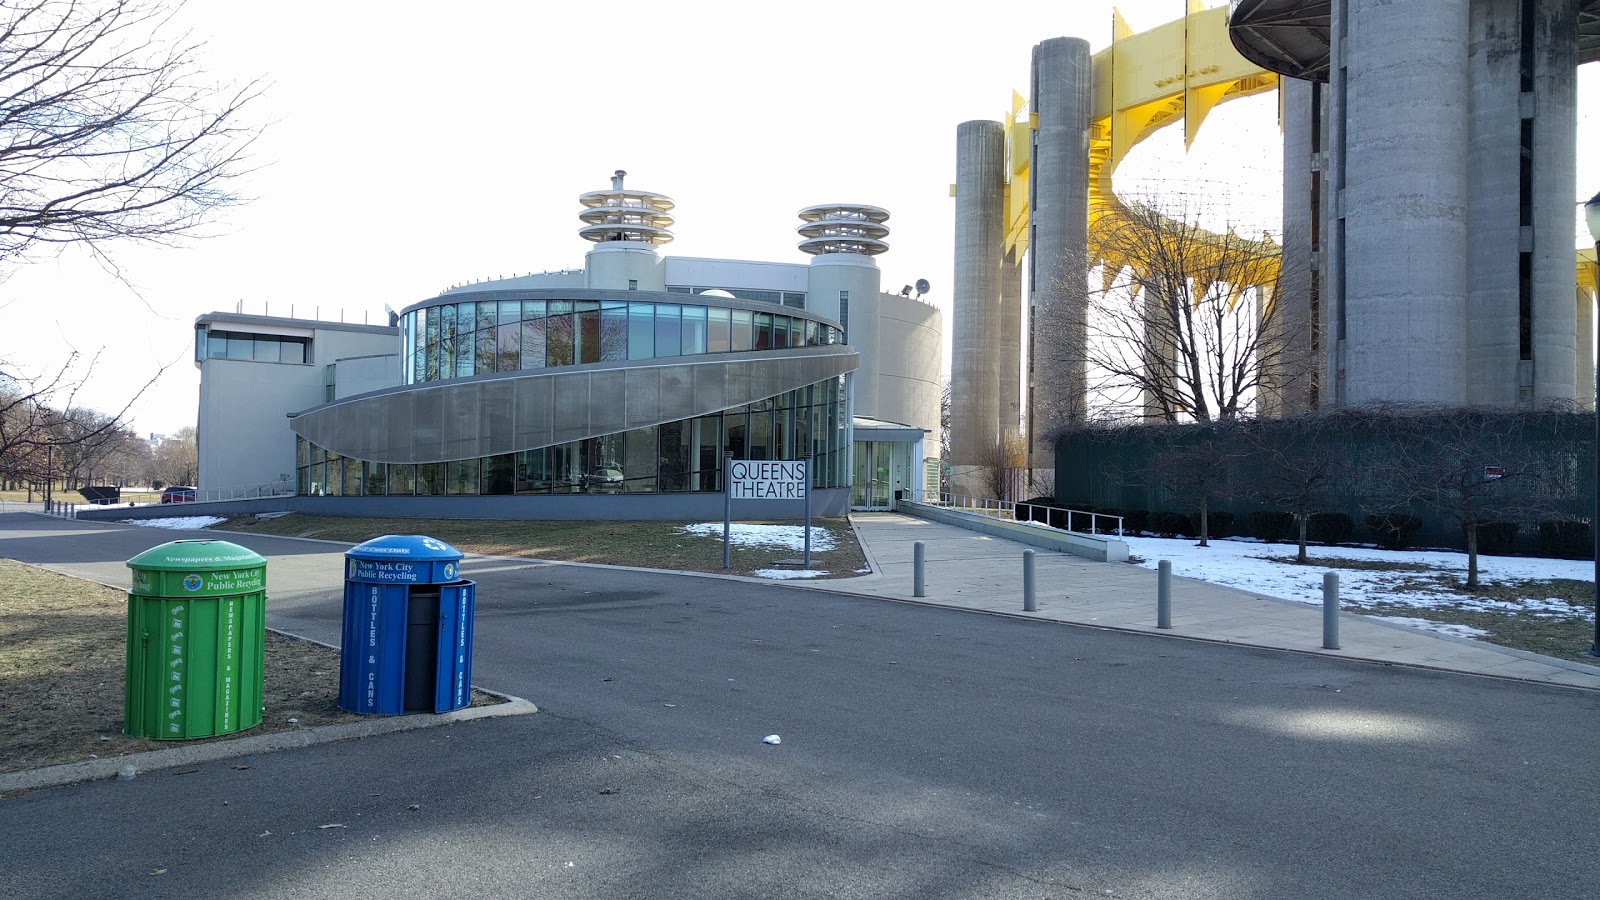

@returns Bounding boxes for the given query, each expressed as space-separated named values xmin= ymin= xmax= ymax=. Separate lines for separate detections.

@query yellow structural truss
xmin=1002 ymin=2 xmax=1279 ymax=293
xmin=998 ymin=2 xmax=1593 ymax=304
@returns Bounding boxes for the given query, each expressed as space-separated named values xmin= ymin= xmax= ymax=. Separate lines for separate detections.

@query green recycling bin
xmin=125 ymin=540 xmax=267 ymax=740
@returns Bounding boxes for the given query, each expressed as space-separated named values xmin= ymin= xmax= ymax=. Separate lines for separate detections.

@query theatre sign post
xmin=723 ymin=454 xmax=813 ymax=570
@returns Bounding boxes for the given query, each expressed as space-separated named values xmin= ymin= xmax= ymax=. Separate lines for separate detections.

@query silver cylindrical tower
xmin=951 ymin=120 xmax=1005 ymax=496
xmin=1028 ymin=37 xmax=1091 ymax=467
xmin=1337 ymin=0 xmax=1470 ymax=405
xmin=1528 ymin=0 xmax=1578 ymax=402
xmin=1274 ymin=75 xmax=1320 ymax=415
xmin=580 ymin=170 xmax=674 ymax=291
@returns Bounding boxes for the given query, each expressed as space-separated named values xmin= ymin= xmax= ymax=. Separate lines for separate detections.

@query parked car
xmin=581 ymin=467 xmax=625 ymax=493
xmin=160 ymin=486 xmax=197 ymax=503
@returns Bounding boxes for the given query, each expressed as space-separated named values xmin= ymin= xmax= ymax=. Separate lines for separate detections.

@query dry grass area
xmin=217 ymin=514 xmax=869 ymax=579
xmin=0 ymin=559 xmax=500 ymax=776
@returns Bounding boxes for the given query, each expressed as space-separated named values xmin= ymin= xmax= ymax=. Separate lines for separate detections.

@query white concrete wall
xmin=332 ymin=354 xmax=401 ymax=400
xmin=585 ymin=243 xmax=665 ymax=291
xmin=664 ymin=257 xmax=810 ymax=293
xmin=865 ymin=291 xmax=943 ymax=446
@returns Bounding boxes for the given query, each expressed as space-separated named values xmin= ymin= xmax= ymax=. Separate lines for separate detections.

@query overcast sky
xmin=3 ymin=0 xmax=1596 ymax=439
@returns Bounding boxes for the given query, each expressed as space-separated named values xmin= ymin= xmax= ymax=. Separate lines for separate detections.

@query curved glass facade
xmin=400 ymin=295 xmax=844 ymax=385
xmin=295 ymin=377 xmax=849 ymax=497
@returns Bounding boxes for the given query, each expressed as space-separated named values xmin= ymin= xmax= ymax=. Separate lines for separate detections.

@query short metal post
xmin=1157 ymin=560 xmax=1172 ymax=629
xmin=1322 ymin=572 xmax=1341 ymax=650
xmin=913 ymin=541 xmax=926 ymax=597
xmin=1023 ymin=549 xmax=1036 ymax=612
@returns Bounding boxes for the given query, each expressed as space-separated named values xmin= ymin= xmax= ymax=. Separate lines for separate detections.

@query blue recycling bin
xmin=339 ymin=535 xmax=475 ymax=715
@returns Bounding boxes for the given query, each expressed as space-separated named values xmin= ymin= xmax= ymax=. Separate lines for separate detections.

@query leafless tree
xmin=1371 ymin=407 xmax=1565 ymax=588
xmin=974 ymin=431 xmax=1025 ymax=504
xmin=1145 ymin=423 xmax=1244 ymax=547
xmin=1 ymin=350 xmax=161 ymax=497
xmin=1039 ymin=195 xmax=1306 ymax=424
xmin=0 ymin=0 xmax=264 ymax=269
xmin=151 ymin=423 xmax=194 ymax=487
xmin=1241 ymin=411 xmax=1367 ymax=563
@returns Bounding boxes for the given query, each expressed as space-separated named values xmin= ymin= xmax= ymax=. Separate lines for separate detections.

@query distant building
xmin=193 ymin=172 xmax=942 ymax=516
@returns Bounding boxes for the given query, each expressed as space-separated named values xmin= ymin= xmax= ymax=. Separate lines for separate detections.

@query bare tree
xmin=1040 ymin=195 xmax=1304 ymax=424
xmin=1146 ymin=423 xmax=1243 ymax=547
xmin=2 ymin=351 xmax=161 ymax=499
xmin=1242 ymin=412 xmax=1363 ymax=563
xmin=0 ymin=0 xmax=263 ymax=268
xmin=1373 ymin=408 xmax=1563 ymax=589
xmin=151 ymin=423 xmax=194 ymax=487
xmin=975 ymin=431 xmax=1025 ymax=504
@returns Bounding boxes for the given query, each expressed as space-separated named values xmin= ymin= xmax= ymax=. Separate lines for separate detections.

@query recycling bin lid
xmin=346 ymin=534 xmax=464 ymax=563
xmin=126 ymin=540 xmax=267 ymax=598
xmin=127 ymin=540 xmax=267 ymax=572
xmin=345 ymin=534 xmax=465 ymax=585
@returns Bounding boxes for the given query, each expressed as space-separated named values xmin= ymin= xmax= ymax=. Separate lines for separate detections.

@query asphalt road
xmin=3 ymin=515 xmax=1599 ymax=899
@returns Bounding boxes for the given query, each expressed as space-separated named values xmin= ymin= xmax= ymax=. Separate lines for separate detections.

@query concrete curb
xmin=0 ymin=694 xmax=538 ymax=795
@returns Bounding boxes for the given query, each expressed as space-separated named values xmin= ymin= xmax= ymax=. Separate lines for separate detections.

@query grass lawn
xmin=215 ymin=513 xmax=868 ymax=578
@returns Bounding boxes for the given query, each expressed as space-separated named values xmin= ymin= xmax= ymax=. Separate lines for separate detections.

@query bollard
xmin=913 ymin=541 xmax=926 ymax=598
xmin=1322 ymin=572 xmax=1341 ymax=650
xmin=1023 ymin=549 xmax=1036 ymax=612
xmin=1157 ymin=560 xmax=1172 ymax=629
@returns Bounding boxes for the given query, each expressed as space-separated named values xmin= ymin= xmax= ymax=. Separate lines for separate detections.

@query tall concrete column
xmin=1275 ymin=76 xmax=1320 ymax=415
xmin=1529 ymin=0 xmax=1578 ymax=403
xmin=1576 ymin=286 xmax=1595 ymax=410
xmin=1336 ymin=0 xmax=1470 ymax=405
xmin=951 ymin=120 xmax=1005 ymax=496
xmin=999 ymin=246 xmax=1022 ymax=441
xmin=1028 ymin=37 xmax=1091 ymax=468
xmin=1465 ymin=0 xmax=1522 ymax=405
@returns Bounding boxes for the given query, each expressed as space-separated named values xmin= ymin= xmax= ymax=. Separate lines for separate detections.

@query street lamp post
xmin=1585 ymin=191 xmax=1600 ymax=658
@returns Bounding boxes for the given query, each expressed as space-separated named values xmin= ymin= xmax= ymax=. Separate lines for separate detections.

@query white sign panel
xmin=729 ymin=460 xmax=807 ymax=500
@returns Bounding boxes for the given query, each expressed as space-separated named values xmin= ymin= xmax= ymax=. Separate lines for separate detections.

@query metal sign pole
xmin=723 ymin=452 xmax=733 ymax=570
xmin=803 ymin=455 xmax=812 ymax=569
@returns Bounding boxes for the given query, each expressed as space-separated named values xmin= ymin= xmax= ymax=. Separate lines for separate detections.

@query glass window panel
xmin=749 ymin=411 xmax=772 ymax=460
xmin=323 ymin=455 xmax=342 ymax=496
xmin=600 ymin=305 xmax=628 ymax=361
xmin=363 ymin=461 xmax=387 ymax=496
xmin=522 ymin=299 xmax=546 ymax=320
xmin=207 ymin=333 xmax=228 ymax=359
xmin=475 ymin=328 xmax=496 ymax=375
xmin=226 ymin=336 xmax=253 ymax=360
xmin=309 ymin=460 xmax=325 ymax=495
xmin=731 ymin=310 xmax=754 ymax=352
xmin=549 ymin=441 xmax=581 ymax=492
xmin=545 ymin=300 xmax=573 ymax=366
xmin=194 ymin=327 xmax=208 ymax=362
xmin=654 ymin=304 xmax=682 ymax=357
xmin=447 ymin=459 xmax=480 ymax=495
xmin=628 ymin=303 xmax=654 ymax=360
xmin=693 ymin=416 xmax=721 ymax=491
xmin=499 ymin=300 xmax=520 ymax=326
xmin=476 ymin=301 xmax=496 ymax=331
xmin=297 ymin=465 xmax=309 ymax=496
xmin=582 ymin=434 xmax=625 ymax=493
xmin=682 ymin=306 xmax=707 ymax=356
xmin=805 ymin=319 xmax=819 ymax=347
xmin=416 ymin=463 xmax=445 ymax=496
xmin=577 ymin=307 xmax=601 ymax=364
xmin=455 ymin=333 xmax=474 ymax=378
xmin=296 ymin=437 xmax=309 ymax=468
xmin=623 ymin=426 xmax=658 ymax=492
xmin=497 ymin=322 xmax=521 ymax=371
xmin=253 ymin=337 xmax=277 ymax=361
xmin=658 ymin=420 xmax=689 ymax=491
xmin=754 ymin=312 xmax=773 ymax=351
xmin=723 ymin=411 xmax=747 ymax=460
xmin=707 ymin=307 xmax=731 ymax=353
xmin=389 ymin=464 xmax=415 ymax=496
xmin=791 ymin=318 xmax=804 ymax=349
xmin=281 ymin=340 xmax=306 ymax=364
xmin=438 ymin=331 xmax=454 ymax=377
xmin=772 ymin=316 xmax=789 ymax=350
xmin=521 ymin=317 xmax=546 ymax=370
xmin=483 ymin=454 xmax=514 ymax=494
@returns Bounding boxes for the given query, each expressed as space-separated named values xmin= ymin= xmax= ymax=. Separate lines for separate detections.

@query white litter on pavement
xmin=762 ymin=735 xmax=781 ymax=745
xmin=679 ymin=523 xmax=836 ymax=552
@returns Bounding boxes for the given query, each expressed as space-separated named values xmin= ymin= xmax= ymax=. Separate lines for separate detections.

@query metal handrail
xmin=916 ymin=490 xmax=1124 ymax=537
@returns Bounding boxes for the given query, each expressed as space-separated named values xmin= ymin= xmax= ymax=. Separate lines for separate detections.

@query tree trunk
xmin=1296 ymin=514 xmax=1309 ymax=564
xmin=1465 ymin=523 xmax=1479 ymax=589
xmin=1198 ymin=496 xmax=1210 ymax=547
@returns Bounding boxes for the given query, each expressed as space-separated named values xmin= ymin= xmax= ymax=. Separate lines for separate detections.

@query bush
xmin=1472 ymin=521 xmax=1520 ymax=556
xmin=1190 ymin=510 xmax=1235 ymax=539
xmin=1249 ymin=510 xmax=1294 ymax=542
xmin=1537 ymin=520 xmax=1591 ymax=559
xmin=1308 ymin=512 xmax=1355 ymax=545
xmin=1119 ymin=509 xmax=1150 ymax=535
xmin=1366 ymin=513 xmax=1424 ymax=550
xmin=1151 ymin=510 xmax=1193 ymax=538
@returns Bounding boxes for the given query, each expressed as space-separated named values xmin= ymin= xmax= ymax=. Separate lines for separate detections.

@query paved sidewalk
xmin=797 ymin=512 xmax=1600 ymax=690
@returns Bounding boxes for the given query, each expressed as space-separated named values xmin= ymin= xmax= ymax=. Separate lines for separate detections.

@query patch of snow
xmin=122 ymin=516 xmax=226 ymax=530
xmin=1121 ymin=534 xmax=1595 ymax=620
xmin=1366 ymin=616 xmax=1492 ymax=639
xmin=679 ymin=523 xmax=837 ymax=553
xmin=752 ymin=568 xmax=830 ymax=580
